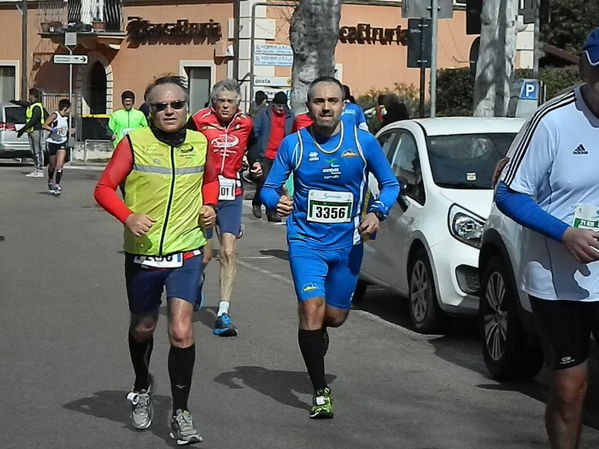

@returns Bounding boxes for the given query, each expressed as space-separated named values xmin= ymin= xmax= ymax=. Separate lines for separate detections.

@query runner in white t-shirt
xmin=495 ymin=27 xmax=599 ymax=449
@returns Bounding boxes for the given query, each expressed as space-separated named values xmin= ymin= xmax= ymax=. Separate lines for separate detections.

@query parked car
xmin=478 ymin=187 xmax=544 ymax=380
xmin=356 ymin=117 xmax=525 ymax=333
xmin=0 ymin=103 xmax=31 ymax=159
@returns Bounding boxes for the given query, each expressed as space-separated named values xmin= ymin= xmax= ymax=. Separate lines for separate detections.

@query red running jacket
xmin=189 ymin=107 xmax=253 ymax=196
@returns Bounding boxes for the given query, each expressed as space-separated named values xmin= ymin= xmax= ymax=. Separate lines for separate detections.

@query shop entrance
xmin=186 ymin=66 xmax=211 ymax=113
xmin=88 ymin=61 xmax=107 ymax=114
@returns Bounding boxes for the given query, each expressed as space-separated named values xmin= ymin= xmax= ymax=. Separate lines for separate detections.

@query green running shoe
xmin=309 ymin=387 xmax=334 ymax=419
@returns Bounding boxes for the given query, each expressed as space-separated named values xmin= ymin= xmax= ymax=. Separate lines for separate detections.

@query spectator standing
xmin=108 ymin=91 xmax=148 ymax=148
xmin=249 ymin=91 xmax=295 ymax=221
xmin=248 ymin=90 xmax=268 ymax=117
xmin=340 ymin=84 xmax=368 ymax=131
xmin=381 ymin=94 xmax=409 ymax=128
xmin=14 ymin=88 xmax=47 ymax=177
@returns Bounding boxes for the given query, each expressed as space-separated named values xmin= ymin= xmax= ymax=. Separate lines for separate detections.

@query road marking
xmin=237 ymin=256 xmax=275 ymax=260
xmin=236 ymin=250 xmax=437 ymax=340
xmin=353 ymin=310 xmax=441 ymax=340
xmin=236 ymin=258 xmax=293 ymax=285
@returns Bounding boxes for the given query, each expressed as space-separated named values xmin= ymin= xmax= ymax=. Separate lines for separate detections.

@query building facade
xmin=0 ymin=0 xmax=535 ymax=127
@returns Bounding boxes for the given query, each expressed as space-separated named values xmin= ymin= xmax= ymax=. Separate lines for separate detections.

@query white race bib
xmin=121 ymin=128 xmax=134 ymax=137
xmin=218 ymin=175 xmax=236 ymax=201
xmin=573 ymin=205 xmax=599 ymax=230
xmin=133 ymin=253 xmax=183 ymax=269
xmin=307 ymin=190 xmax=353 ymax=223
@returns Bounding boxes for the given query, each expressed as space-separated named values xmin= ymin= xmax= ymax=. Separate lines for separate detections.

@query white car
xmin=478 ymin=197 xmax=544 ymax=380
xmin=357 ymin=117 xmax=525 ymax=333
xmin=0 ymin=103 xmax=30 ymax=159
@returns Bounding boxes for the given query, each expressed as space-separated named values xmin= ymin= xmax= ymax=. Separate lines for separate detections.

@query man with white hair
xmin=189 ymin=79 xmax=254 ymax=336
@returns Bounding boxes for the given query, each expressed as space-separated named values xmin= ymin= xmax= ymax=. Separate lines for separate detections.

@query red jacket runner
xmin=189 ymin=107 xmax=253 ymax=197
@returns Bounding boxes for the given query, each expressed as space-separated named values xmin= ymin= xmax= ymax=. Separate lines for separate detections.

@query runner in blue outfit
xmin=260 ymin=76 xmax=399 ymax=419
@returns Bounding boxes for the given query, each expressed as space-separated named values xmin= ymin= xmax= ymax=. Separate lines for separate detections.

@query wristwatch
xmin=370 ymin=210 xmax=385 ymax=221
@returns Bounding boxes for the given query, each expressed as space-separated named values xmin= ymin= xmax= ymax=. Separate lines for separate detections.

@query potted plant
xmin=91 ymin=6 xmax=105 ymax=31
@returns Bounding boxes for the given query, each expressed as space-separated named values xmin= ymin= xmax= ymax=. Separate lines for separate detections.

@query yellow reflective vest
xmin=123 ymin=127 xmax=209 ymax=256
xmin=25 ymin=102 xmax=45 ymax=132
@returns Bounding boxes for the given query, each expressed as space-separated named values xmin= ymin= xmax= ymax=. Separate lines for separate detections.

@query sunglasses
xmin=150 ymin=100 xmax=186 ymax=112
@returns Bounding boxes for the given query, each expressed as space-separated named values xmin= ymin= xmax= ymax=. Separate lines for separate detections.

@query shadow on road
xmin=355 ymin=285 xmax=599 ymax=431
xmin=214 ymin=365 xmax=337 ymax=410
xmin=63 ymin=390 xmax=177 ymax=446
xmin=259 ymin=249 xmax=288 ymax=260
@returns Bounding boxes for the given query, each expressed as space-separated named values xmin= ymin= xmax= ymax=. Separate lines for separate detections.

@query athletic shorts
xmin=47 ymin=141 xmax=67 ymax=155
xmin=530 ymin=296 xmax=599 ymax=370
xmin=215 ymin=194 xmax=243 ymax=236
xmin=124 ymin=252 xmax=203 ymax=315
xmin=288 ymin=239 xmax=363 ymax=310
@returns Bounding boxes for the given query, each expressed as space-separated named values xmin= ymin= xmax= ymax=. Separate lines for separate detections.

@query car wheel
xmin=479 ymin=254 xmax=543 ymax=380
xmin=352 ymin=279 xmax=368 ymax=304
xmin=408 ymin=248 xmax=445 ymax=333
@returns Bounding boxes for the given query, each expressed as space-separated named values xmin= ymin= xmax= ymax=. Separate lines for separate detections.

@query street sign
xmin=53 ymin=55 xmax=88 ymax=65
xmin=407 ymin=18 xmax=432 ymax=68
xmin=519 ymin=80 xmax=539 ymax=100
xmin=402 ymin=0 xmax=453 ymax=19
xmin=64 ymin=32 xmax=77 ymax=47
xmin=254 ymin=76 xmax=292 ymax=87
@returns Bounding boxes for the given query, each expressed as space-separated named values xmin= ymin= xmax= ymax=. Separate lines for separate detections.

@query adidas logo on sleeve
xmin=573 ymin=144 xmax=588 ymax=155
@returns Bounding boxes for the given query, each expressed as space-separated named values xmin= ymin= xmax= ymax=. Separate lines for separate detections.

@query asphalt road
xmin=3 ymin=162 xmax=599 ymax=449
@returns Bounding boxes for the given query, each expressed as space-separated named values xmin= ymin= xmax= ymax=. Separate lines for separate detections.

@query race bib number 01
xmin=218 ymin=175 xmax=236 ymax=201
xmin=133 ymin=253 xmax=183 ymax=269
xmin=307 ymin=190 xmax=353 ymax=223
xmin=573 ymin=205 xmax=599 ymax=230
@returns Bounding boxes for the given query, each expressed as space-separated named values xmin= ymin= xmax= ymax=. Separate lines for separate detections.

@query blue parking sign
xmin=519 ymin=80 xmax=539 ymax=100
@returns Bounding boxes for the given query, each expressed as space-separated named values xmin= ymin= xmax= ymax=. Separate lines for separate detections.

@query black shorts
xmin=47 ymin=142 xmax=67 ymax=156
xmin=530 ymin=296 xmax=599 ymax=370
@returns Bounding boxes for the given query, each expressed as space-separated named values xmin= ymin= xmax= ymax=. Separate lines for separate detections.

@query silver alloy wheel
xmin=410 ymin=259 xmax=429 ymax=323
xmin=483 ymin=271 xmax=508 ymax=361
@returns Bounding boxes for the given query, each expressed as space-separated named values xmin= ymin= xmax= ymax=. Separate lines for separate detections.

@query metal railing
xmin=38 ymin=0 xmax=124 ymax=33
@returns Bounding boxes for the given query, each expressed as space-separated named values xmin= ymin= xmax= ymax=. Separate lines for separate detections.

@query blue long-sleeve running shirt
xmin=260 ymin=123 xmax=400 ymax=249
xmin=495 ymin=181 xmax=568 ymax=241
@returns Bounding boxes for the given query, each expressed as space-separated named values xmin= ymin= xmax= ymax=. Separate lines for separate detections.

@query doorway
xmin=186 ymin=66 xmax=211 ymax=113
xmin=88 ymin=61 xmax=106 ymax=114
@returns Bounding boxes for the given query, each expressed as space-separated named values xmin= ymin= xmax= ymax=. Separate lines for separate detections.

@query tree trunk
xmin=289 ymin=0 xmax=342 ymax=113
xmin=473 ymin=0 xmax=519 ymax=117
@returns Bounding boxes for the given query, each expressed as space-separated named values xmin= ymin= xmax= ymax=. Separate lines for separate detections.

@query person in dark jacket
xmin=248 ymin=91 xmax=295 ymax=221
xmin=381 ymin=94 xmax=409 ymax=128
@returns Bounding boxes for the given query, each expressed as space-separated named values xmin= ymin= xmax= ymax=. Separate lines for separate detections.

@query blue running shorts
xmin=288 ymin=239 xmax=363 ymax=310
xmin=125 ymin=253 xmax=203 ymax=314
xmin=216 ymin=195 xmax=243 ymax=236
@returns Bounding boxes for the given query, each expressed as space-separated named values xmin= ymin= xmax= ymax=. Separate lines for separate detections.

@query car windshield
xmin=5 ymin=106 xmax=26 ymax=124
xmin=426 ymin=133 xmax=516 ymax=189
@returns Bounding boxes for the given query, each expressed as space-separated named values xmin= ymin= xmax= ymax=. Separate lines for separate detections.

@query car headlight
xmin=448 ymin=204 xmax=484 ymax=248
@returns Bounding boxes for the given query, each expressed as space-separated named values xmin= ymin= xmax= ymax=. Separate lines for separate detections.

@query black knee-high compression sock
xmin=298 ymin=328 xmax=327 ymax=392
xmin=48 ymin=167 xmax=55 ymax=182
xmin=168 ymin=344 xmax=195 ymax=413
xmin=128 ymin=333 xmax=153 ymax=391
xmin=55 ymin=169 xmax=63 ymax=185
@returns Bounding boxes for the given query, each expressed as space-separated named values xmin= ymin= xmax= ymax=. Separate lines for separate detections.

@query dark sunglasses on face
xmin=150 ymin=100 xmax=186 ymax=112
